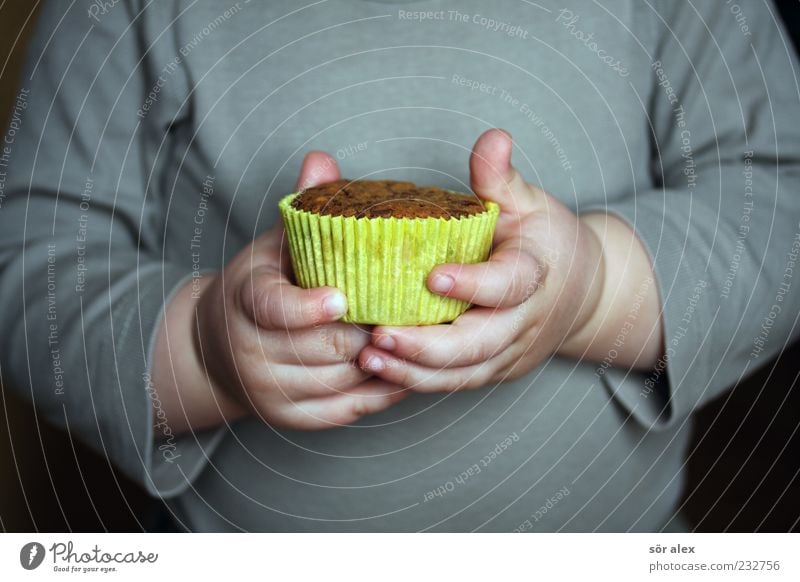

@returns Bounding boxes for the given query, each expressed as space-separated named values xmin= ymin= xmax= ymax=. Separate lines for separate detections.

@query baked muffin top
xmin=291 ymin=179 xmax=486 ymax=219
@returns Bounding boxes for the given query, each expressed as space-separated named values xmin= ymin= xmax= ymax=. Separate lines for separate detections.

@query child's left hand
xmin=357 ymin=129 xmax=606 ymax=392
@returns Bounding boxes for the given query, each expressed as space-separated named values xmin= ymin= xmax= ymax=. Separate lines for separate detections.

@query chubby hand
xmin=357 ymin=129 xmax=606 ymax=392
xmin=193 ymin=152 xmax=408 ymax=429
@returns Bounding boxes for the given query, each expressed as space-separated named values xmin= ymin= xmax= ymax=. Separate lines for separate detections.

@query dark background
xmin=1 ymin=2 xmax=798 ymax=532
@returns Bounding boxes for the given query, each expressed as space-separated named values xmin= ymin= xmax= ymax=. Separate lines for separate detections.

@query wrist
xmin=152 ymin=273 xmax=247 ymax=437
xmin=190 ymin=273 xmax=249 ymax=421
xmin=557 ymin=212 xmax=664 ymax=369
xmin=559 ymin=214 xmax=607 ymax=355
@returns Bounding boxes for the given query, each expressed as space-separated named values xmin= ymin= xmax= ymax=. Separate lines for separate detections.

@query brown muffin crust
xmin=291 ymin=179 xmax=485 ymax=219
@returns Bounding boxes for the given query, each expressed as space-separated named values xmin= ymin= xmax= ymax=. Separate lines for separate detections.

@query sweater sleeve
xmin=0 ymin=0 xmax=226 ymax=498
xmin=592 ymin=1 xmax=800 ymax=428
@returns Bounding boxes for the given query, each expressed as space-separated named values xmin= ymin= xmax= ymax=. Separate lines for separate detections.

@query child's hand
xmin=357 ymin=129 xmax=606 ymax=392
xmin=153 ymin=153 xmax=407 ymax=433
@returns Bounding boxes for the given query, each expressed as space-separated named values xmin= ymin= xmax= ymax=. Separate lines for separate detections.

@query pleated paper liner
xmin=279 ymin=193 xmax=500 ymax=325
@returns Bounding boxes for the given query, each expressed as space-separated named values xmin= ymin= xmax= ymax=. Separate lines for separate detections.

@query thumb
xmin=469 ymin=129 xmax=539 ymax=217
xmin=296 ymin=150 xmax=341 ymax=190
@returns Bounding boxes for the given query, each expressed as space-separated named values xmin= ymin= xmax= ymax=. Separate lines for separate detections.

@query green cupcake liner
xmin=279 ymin=193 xmax=499 ymax=325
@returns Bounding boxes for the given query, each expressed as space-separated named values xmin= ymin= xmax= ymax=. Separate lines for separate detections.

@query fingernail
xmin=430 ymin=273 xmax=454 ymax=294
xmin=365 ymin=355 xmax=385 ymax=372
xmin=323 ymin=293 xmax=347 ymax=318
xmin=374 ymin=334 xmax=396 ymax=351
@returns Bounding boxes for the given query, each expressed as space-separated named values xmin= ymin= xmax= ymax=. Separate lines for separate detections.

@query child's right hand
xmin=152 ymin=152 xmax=407 ymax=434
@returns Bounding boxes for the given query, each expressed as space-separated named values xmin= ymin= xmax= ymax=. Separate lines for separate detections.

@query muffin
xmin=279 ymin=179 xmax=499 ymax=325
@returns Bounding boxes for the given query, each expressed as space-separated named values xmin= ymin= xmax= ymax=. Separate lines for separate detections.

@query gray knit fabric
xmin=2 ymin=0 xmax=799 ymax=531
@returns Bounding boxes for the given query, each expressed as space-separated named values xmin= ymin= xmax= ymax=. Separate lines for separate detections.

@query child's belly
xmin=175 ymin=360 xmax=688 ymax=532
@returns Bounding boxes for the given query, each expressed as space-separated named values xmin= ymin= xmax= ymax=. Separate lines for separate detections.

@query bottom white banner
xmin=0 ymin=533 xmax=795 ymax=581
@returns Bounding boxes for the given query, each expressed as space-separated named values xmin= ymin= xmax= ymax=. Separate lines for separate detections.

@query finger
xmin=262 ymin=361 xmax=371 ymax=398
xmin=239 ymin=266 xmax=348 ymax=330
xmin=371 ymin=307 xmax=519 ymax=368
xmin=270 ymin=322 xmax=372 ymax=365
xmin=427 ymin=239 xmax=544 ymax=308
xmin=358 ymin=346 xmax=496 ymax=393
xmin=277 ymin=380 xmax=410 ymax=429
xmin=470 ymin=128 xmax=540 ymax=219
xmin=295 ymin=150 xmax=341 ymax=190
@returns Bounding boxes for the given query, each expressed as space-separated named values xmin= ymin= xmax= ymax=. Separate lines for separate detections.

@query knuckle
xmin=300 ymin=290 xmax=325 ymax=325
xmin=407 ymin=337 xmax=434 ymax=363
xmin=409 ymin=340 xmax=436 ymax=364
xmin=476 ymin=362 xmax=496 ymax=386
xmin=329 ymin=328 xmax=352 ymax=362
xmin=351 ymin=397 xmax=369 ymax=418
xmin=463 ymin=340 xmax=489 ymax=365
xmin=286 ymin=304 xmax=306 ymax=328
xmin=245 ymin=281 xmax=271 ymax=326
xmin=393 ymin=360 xmax=413 ymax=386
xmin=243 ymin=277 xmax=287 ymax=329
xmin=526 ymin=262 xmax=545 ymax=297
xmin=503 ymin=252 xmax=541 ymax=305
xmin=261 ymin=286 xmax=286 ymax=328
xmin=454 ymin=368 xmax=474 ymax=390
xmin=506 ymin=269 xmax=530 ymax=304
xmin=262 ymin=283 xmax=313 ymax=329
xmin=464 ymin=365 xmax=491 ymax=390
xmin=442 ymin=379 xmax=462 ymax=392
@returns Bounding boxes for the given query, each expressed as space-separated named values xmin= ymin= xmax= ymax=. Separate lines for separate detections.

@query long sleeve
xmin=0 ymin=0 xmax=224 ymax=497
xmin=594 ymin=1 xmax=800 ymax=428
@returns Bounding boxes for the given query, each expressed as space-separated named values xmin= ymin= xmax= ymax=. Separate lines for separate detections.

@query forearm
xmin=151 ymin=275 xmax=246 ymax=436
xmin=558 ymin=212 xmax=664 ymax=370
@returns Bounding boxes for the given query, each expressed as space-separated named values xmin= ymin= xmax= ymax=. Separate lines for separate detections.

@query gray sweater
xmin=2 ymin=0 xmax=799 ymax=531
